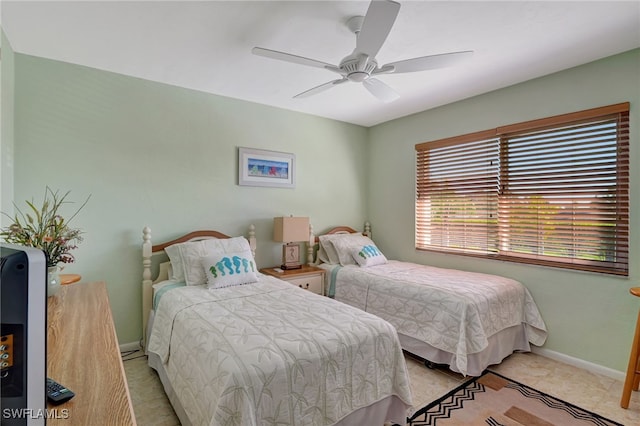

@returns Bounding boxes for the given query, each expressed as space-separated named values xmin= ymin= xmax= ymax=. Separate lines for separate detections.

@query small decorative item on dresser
xmin=0 ymin=187 xmax=90 ymax=296
xmin=47 ymin=266 xmax=61 ymax=296
xmin=260 ymin=265 xmax=326 ymax=296
xmin=59 ymin=274 xmax=82 ymax=285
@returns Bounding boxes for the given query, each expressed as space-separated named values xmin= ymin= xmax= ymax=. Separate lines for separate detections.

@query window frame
xmin=415 ymin=103 xmax=630 ymax=276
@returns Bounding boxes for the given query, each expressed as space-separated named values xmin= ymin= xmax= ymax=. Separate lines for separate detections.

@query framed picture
xmin=238 ymin=147 xmax=295 ymax=188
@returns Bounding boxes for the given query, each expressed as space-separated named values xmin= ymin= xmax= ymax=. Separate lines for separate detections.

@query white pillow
xmin=316 ymin=243 xmax=330 ymax=264
xmin=166 ymin=237 xmax=252 ymax=286
xmin=165 ymin=244 xmax=184 ymax=281
xmin=328 ymin=234 xmax=377 ymax=266
xmin=202 ymin=250 xmax=258 ymax=289
xmin=318 ymin=235 xmax=341 ymax=264
xmin=351 ymin=244 xmax=387 ymax=267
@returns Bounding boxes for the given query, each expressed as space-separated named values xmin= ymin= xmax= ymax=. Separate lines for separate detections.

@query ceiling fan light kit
xmin=252 ymin=0 xmax=473 ymax=102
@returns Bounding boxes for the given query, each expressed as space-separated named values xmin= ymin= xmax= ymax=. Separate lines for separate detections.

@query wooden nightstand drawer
xmin=286 ymin=275 xmax=323 ymax=295
xmin=259 ymin=265 xmax=326 ymax=296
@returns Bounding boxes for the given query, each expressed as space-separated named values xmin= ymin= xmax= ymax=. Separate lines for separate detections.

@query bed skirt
xmin=398 ymin=323 xmax=531 ymax=377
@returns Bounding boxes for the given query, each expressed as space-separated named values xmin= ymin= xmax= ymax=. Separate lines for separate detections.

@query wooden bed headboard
xmin=141 ymin=225 xmax=256 ymax=347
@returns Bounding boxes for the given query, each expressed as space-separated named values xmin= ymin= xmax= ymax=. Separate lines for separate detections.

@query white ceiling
xmin=2 ymin=1 xmax=639 ymax=127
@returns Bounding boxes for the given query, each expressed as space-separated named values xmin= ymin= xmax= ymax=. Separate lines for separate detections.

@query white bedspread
xmin=147 ymin=274 xmax=412 ymax=426
xmin=328 ymin=261 xmax=547 ymax=376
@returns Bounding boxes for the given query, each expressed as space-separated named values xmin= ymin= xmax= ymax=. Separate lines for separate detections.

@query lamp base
xmin=281 ymin=263 xmax=302 ymax=270
xmin=281 ymin=243 xmax=302 ymax=270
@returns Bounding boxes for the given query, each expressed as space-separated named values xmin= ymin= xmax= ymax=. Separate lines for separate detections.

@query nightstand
xmin=260 ymin=265 xmax=326 ymax=296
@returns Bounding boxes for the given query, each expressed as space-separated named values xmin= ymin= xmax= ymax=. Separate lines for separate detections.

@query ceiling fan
xmin=252 ymin=0 xmax=473 ymax=102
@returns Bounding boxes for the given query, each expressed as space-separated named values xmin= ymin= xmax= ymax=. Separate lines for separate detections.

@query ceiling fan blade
xmin=378 ymin=50 xmax=474 ymax=74
xmin=294 ymin=78 xmax=349 ymax=99
xmin=252 ymin=47 xmax=342 ymax=74
xmin=362 ymin=78 xmax=399 ymax=103
xmin=356 ymin=0 xmax=400 ymax=58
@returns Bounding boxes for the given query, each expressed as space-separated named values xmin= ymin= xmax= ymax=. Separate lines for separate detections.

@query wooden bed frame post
xmin=307 ymin=223 xmax=315 ymax=266
xmin=142 ymin=226 xmax=153 ymax=349
xmin=248 ymin=224 xmax=256 ymax=259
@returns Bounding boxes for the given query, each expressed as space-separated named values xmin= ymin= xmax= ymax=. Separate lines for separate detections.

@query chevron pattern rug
xmin=406 ymin=371 xmax=622 ymax=426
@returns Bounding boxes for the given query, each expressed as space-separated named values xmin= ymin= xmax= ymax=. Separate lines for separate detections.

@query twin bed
xmin=312 ymin=225 xmax=548 ymax=377
xmin=141 ymin=223 xmax=547 ymax=425
xmin=142 ymin=225 xmax=412 ymax=426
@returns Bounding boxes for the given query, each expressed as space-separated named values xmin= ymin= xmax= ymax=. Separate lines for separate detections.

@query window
xmin=416 ymin=103 xmax=629 ymax=275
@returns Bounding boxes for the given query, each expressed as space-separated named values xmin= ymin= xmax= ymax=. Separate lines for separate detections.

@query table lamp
xmin=273 ymin=216 xmax=309 ymax=269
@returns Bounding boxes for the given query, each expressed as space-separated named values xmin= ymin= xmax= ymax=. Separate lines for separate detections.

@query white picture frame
xmin=238 ymin=147 xmax=295 ymax=188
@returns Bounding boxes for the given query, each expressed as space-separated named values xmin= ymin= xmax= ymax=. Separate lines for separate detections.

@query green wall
xmin=4 ymin=40 xmax=640 ymax=373
xmin=10 ymin=54 xmax=369 ymax=344
xmin=368 ymin=48 xmax=640 ymax=372
xmin=1 ymin=30 xmax=15 ymax=228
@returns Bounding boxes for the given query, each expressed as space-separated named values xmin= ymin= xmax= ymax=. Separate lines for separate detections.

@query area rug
xmin=407 ymin=370 xmax=622 ymax=426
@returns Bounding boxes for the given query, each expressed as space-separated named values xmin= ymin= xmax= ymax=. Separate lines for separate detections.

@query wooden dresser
xmin=47 ymin=281 xmax=136 ymax=425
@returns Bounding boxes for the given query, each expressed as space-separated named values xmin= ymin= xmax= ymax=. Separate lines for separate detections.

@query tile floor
xmin=122 ymin=351 xmax=640 ymax=425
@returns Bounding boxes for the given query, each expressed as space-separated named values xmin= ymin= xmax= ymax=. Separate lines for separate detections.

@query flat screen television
xmin=1 ymin=243 xmax=47 ymax=425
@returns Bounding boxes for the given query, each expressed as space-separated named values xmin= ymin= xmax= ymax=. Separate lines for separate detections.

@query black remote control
xmin=46 ymin=378 xmax=75 ymax=405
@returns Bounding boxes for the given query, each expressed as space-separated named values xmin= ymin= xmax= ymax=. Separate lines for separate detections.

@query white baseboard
xmin=532 ymin=347 xmax=625 ymax=381
xmin=119 ymin=341 xmax=142 ymax=353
